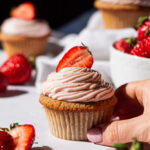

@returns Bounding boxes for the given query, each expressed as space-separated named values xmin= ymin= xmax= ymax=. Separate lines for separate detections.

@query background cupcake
xmin=94 ymin=0 xmax=150 ymax=29
xmin=39 ymin=45 xmax=117 ymax=141
xmin=0 ymin=2 xmax=50 ymax=58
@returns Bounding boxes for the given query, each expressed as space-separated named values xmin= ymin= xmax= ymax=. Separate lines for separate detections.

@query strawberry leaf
xmin=81 ymin=42 xmax=92 ymax=56
xmin=130 ymin=138 xmax=144 ymax=150
xmin=112 ymin=143 xmax=129 ymax=150
xmin=0 ymin=123 xmax=19 ymax=131
xmin=124 ymin=37 xmax=137 ymax=48
xmin=10 ymin=6 xmax=17 ymax=16
xmin=0 ymin=127 xmax=9 ymax=132
xmin=28 ymin=56 xmax=36 ymax=69
xmin=135 ymin=16 xmax=148 ymax=30
xmin=10 ymin=123 xmax=19 ymax=130
xmin=145 ymin=28 xmax=150 ymax=37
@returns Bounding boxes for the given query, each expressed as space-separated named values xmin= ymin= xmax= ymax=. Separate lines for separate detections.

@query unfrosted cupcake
xmin=0 ymin=2 xmax=50 ymax=57
xmin=94 ymin=0 xmax=150 ymax=29
xmin=39 ymin=44 xmax=117 ymax=141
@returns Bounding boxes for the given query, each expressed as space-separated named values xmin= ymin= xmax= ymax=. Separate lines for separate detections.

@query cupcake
xmin=39 ymin=45 xmax=117 ymax=141
xmin=0 ymin=2 xmax=50 ymax=58
xmin=94 ymin=0 xmax=150 ymax=29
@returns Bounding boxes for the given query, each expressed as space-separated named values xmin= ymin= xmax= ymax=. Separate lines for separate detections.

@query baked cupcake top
xmin=100 ymin=0 xmax=150 ymax=6
xmin=1 ymin=18 xmax=50 ymax=37
xmin=40 ymin=67 xmax=114 ymax=103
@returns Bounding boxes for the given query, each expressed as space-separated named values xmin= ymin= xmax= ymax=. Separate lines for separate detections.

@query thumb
xmin=87 ymin=115 xmax=147 ymax=146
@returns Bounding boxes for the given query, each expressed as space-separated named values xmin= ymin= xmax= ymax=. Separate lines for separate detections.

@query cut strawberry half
xmin=56 ymin=45 xmax=94 ymax=72
xmin=9 ymin=124 xmax=35 ymax=150
xmin=11 ymin=2 xmax=35 ymax=20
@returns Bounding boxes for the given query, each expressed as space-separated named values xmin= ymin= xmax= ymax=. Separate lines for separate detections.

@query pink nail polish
xmin=87 ymin=127 xmax=102 ymax=143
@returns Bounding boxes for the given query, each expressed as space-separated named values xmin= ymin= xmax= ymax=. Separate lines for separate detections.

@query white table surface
xmin=0 ymin=50 xmax=112 ymax=150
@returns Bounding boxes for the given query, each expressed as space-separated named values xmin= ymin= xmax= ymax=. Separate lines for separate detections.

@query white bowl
xmin=110 ymin=45 xmax=150 ymax=88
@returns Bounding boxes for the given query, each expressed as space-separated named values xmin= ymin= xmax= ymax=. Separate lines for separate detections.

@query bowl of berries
xmin=110 ymin=16 xmax=150 ymax=88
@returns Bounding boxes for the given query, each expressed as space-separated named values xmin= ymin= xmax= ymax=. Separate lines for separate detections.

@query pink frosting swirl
xmin=40 ymin=67 xmax=114 ymax=103
xmin=100 ymin=0 xmax=150 ymax=6
xmin=1 ymin=18 xmax=50 ymax=37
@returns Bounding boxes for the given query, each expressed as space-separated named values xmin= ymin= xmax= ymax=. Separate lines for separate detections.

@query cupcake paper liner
xmin=101 ymin=10 xmax=150 ymax=29
xmin=0 ymin=33 xmax=50 ymax=57
xmin=94 ymin=0 xmax=150 ymax=29
xmin=39 ymin=94 xmax=117 ymax=141
xmin=44 ymin=107 xmax=114 ymax=141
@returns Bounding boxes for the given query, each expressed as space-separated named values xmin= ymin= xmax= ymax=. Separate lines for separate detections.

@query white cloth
xmin=35 ymin=11 xmax=137 ymax=88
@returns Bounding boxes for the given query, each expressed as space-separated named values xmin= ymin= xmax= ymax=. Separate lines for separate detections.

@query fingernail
xmin=87 ymin=127 xmax=102 ymax=143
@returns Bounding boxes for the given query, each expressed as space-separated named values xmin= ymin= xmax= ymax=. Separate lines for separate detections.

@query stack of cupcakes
xmin=0 ymin=2 xmax=51 ymax=58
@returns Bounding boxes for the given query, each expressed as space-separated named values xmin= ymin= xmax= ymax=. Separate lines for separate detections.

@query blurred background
xmin=0 ymin=0 xmax=95 ymax=34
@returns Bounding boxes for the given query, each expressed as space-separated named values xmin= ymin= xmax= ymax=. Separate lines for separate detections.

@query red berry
xmin=0 ymin=54 xmax=32 ymax=85
xmin=137 ymin=21 xmax=150 ymax=41
xmin=130 ymin=36 xmax=150 ymax=58
xmin=114 ymin=39 xmax=132 ymax=53
xmin=0 ymin=72 xmax=8 ymax=93
xmin=0 ymin=131 xmax=15 ymax=150
xmin=9 ymin=124 xmax=35 ymax=150
xmin=11 ymin=2 xmax=35 ymax=20
xmin=56 ymin=45 xmax=94 ymax=72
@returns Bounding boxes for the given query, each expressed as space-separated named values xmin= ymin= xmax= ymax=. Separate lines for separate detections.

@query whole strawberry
xmin=114 ymin=38 xmax=137 ymax=53
xmin=0 ymin=72 xmax=8 ymax=93
xmin=0 ymin=54 xmax=32 ymax=84
xmin=0 ymin=131 xmax=15 ymax=150
xmin=11 ymin=2 xmax=35 ymax=20
xmin=130 ymin=36 xmax=150 ymax=58
xmin=138 ymin=24 xmax=150 ymax=41
xmin=135 ymin=16 xmax=150 ymax=41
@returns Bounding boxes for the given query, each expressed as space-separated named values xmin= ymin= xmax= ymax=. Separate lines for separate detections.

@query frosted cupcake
xmin=94 ymin=0 xmax=150 ymax=29
xmin=0 ymin=2 xmax=50 ymax=57
xmin=39 ymin=45 xmax=117 ymax=141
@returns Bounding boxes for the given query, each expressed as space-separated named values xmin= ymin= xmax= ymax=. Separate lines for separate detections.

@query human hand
xmin=87 ymin=80 xmax=150 ymax=146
